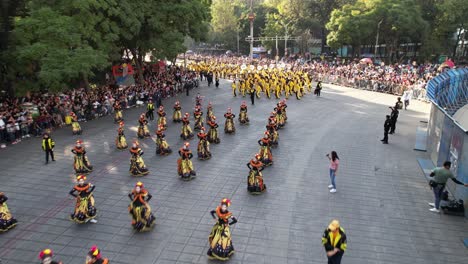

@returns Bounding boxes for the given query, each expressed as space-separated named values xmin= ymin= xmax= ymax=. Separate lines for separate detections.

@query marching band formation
xmin=3 ymin=60 xmax=324 ymax=263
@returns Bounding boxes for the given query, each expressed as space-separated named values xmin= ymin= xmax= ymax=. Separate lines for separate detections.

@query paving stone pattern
xmin=0 ymin=81 xmax=467 ymax=264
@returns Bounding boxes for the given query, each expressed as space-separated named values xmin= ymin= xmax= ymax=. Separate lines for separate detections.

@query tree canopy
xmin=1 ymin=0 xmax=210 ymax=94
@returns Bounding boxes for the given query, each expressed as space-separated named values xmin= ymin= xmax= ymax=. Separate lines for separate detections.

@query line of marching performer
xmin=189 ymin=60 xmax=312 ymax=100
xmin=2 ymin=88 xmax=290 ymax=262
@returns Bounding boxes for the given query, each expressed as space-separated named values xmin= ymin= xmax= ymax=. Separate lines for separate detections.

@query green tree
xmin=326 ymin=0 xmax=429 ymax=61
xmin=435 ymin=0 xmax=468 ymax=58
xmin=13 ymin=7 xmax=108 ymax=92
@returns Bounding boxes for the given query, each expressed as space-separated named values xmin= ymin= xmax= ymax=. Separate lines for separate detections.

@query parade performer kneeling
xmin=238 ymin=101 xmax=249 ymax=125
xmin=207 ymin=116 xmax=220 ymax=144
xmin=193 ymin=105 xmax=204 ymax=131
xmin=207 ymin=198 xmax=237 ymax=261
xmin=224 ymin=108 xmax=236 ymax=134
xmin=69 ymin=175 xmax=97 ymax=224
xmin=39 ymin=249 xmax=62 ymax=264
xmin=128 ymin=182 xmax=155 ymax=232
xmin=156 ymin=125 xmax=172 ymax=156
xmin=258 ymin=131 xmax=273 ymax=166
xmin=0 ymin=192 xmax=17 ymax=232
xmin=178 ymin=142 xmax=196 ymax=180
xmin=137 ymin=113 xmax=151 ymax=139
xmin=113 ymin=100 xmax=123 ymax=123
xmin=129 ymin=140 xmax=149 ymax=176
xmin=197 ymin=127 xmax=211 ymax=160
xmin=157 ymin=106 xmax=167 ymax=130
xmin=173 ymin=101 xmax=182 ymax=123
xmin=72 ymin=140 xmax=93 ymax=174
xmin=86 ymin=245 xmax=109 ymax=264
xmin=116 ymin=121 xmax=128 ymax=150
xmin=70 ymin=112 xmax=82 ymax=135
xmin=247 ymin=153 xmax=266 ymax=194
xmin=180 ymin=113 xmax=194 ymax=140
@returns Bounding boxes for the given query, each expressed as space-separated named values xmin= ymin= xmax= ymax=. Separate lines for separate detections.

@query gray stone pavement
xmin=0 ymin=80 xmax=467 ymax=264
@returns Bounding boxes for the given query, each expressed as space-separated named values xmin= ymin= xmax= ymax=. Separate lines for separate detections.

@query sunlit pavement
xmin=0 ymin=81 xmax=466 ymax=264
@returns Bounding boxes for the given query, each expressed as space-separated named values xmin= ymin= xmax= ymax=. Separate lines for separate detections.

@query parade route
xmin=0 ymin=81 xmax=466 ymax=264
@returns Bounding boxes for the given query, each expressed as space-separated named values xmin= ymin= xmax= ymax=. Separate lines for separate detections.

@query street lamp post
xmin=375 ymin=19 xmax=383 ymax=58
xmin=280 ymin=20 xmax=291 ymax=57
xmin=248 ymin=0 xmax=254 ymax=59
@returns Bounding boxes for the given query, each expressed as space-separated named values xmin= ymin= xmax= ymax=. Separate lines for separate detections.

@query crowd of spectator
xmin=0 ymin=65 xmax=199 ymax=149
xmin=0 ymin=56 xmax=447 ymax=149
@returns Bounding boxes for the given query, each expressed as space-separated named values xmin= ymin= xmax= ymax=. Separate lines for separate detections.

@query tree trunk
xmin=321 ymin=27 xmax=326 ymax=54
xmin=131 ymin=49 xmax=144 ymax=85
xmin=82 ymin=72 xmax=90 ymax=92
xmin=453 ymin=28 xmax=462 ymax=58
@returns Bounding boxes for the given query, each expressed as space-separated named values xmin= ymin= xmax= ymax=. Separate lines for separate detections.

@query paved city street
xmin=0 ymin=81 xmax=466 ymax=264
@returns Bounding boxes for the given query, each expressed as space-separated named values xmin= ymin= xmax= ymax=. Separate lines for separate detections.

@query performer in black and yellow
xmin=113 ymin=100 xmax=123 ymax=123
xmin=69 ymin=175 xmax=97 ymax=224
xmin=247 ymin=153 xmax=266 ymax=194
xmin=207 ymin=116 xmax=220 ymax=144
xmin=42 ymin=133 xmax=55 ymax=164
xmin=129 ymin=140 xmax=149 ymax=176
xmin=72 ymin=140 xmax=93 ymax=174
xmin=206 ymin=102 xmax=214 ymax=122
xmin=193 ymin=105 xmax=204 ymax=131
xmin=266 ymin=116 xmax=279 ymax=148
xmin=274 ymin=101 xmax=286 ymax=129
xmin=39 ymin=249 xmax=63 ymax=264
xmin=258 ymin=131 xmax=273 ymax=166
xmin=280 ymin=99 xmax=288 ymax=122
xmin=116 ymin=121 xmax=128 ymax=150
xmin=157 ymin=105 xmax=167 ymax=130
xmin=238 ymin=101 xmax=249 ymax=125
xmin=86 ymin=245 xmax=109 ymax=264
xmin=207 ymin=198 xmax=237 ymax=261
xmin=180 ymin=113 xmax=194 ymax=140
xmin=0 ymin=192 xmax=17 ymax=232
xmin=156 ymin=124 xmax=172 ymax=156
xmin=224 ymin=108 xmax=236 ymax=134
xmin=70 ymin=112 xmax=82 ymax=135
xmin=137 ymin=113 xmax=151 ymax=139
xmin=197 ymin=127 xmax=211 ymax=160
xmin=177 ymin=142 xmax=196 ymax=180
xmin=173 ymin=100 xmax=182 ymax=123
xmin=128 ymin=182 xmax=155 ymax=232
xmin=146 ymin=99 xmax=155 ymax=121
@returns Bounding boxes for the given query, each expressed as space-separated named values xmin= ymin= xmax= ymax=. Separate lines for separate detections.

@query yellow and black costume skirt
xmin=207 ymin=222 xmax=235 ymax=261
xmin=128 ymin=202 xmax=155 ymax=232
xmin=73 ymin=155 xmax=93 ymax=174
xmin=130 ymin=156 xmax=149 ymax=176
xmin=70 ymin=195 xmax=97 ymax=223
xmin=0 ymin=203 xmax=17 ymax=232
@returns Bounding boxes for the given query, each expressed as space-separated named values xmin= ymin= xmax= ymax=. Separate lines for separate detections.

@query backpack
xmin=441 ymin=199 xmax=465 ymax=216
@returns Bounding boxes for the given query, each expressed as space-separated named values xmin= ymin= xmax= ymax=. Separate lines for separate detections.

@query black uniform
xmin=382 ymin=116 xmax=391 ymax=144
xmin=389 ymin=107 xmax=399 ymax=134
xmin=315 ymin=81 xmax=322 ymax=96
xmin=250 ymin=89 xmax=255 ymax=105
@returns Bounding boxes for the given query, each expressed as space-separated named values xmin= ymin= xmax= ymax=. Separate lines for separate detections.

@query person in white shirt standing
xmin=402 ymin=88 xmax=412 ymax=110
